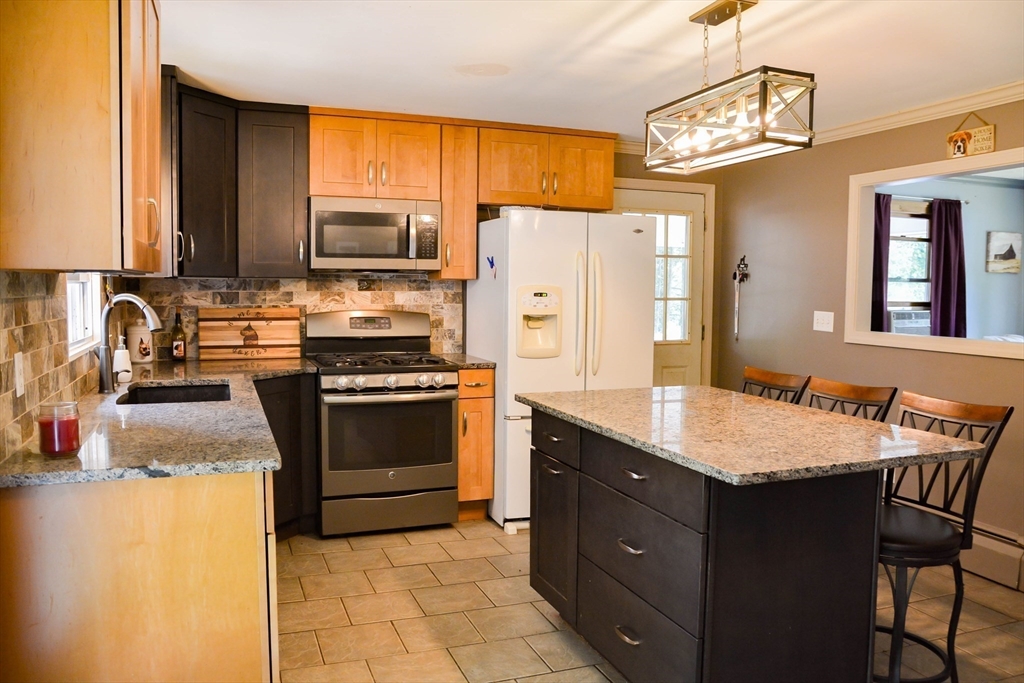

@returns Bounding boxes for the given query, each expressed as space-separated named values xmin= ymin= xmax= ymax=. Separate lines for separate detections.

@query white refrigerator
xmin=467 ymin=210 xmax=656 ymax=524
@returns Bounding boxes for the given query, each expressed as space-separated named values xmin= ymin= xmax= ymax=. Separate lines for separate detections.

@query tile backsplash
xmin=0 ymin=271 xmax=98 ymax=461
xmin=116 ymin=274 xmax=464 ymax=360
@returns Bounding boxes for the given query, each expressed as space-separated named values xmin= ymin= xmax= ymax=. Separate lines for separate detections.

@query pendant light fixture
xmin=644 ymin=0 xmax=816 ymax=174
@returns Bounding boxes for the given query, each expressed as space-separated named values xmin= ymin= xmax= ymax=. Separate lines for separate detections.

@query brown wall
xmin=709 ymin=100 xmax=1024 ymax=540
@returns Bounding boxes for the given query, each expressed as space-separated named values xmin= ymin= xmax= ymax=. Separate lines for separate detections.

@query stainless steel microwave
xmin=309 ymin=197 xmax=441 ymax=271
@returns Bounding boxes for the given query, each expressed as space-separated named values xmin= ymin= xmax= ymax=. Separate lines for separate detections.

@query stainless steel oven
xmin=309 ymin=196 xmax=441 ymax=271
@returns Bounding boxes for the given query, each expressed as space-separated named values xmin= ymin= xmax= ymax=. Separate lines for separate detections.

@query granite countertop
xmin=516 ymin=386 xmax=985 ymax=485
xmin=438 ymin=354 xmax=496 ymax=369
xmin=0 ymin=359 xmax=317 ymax=488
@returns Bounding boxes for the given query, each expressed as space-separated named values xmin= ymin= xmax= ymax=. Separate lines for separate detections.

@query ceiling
xmin=162 ymin=0 xmax=1024 ymax=142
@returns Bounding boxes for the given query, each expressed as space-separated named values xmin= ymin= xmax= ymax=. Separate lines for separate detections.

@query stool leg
xmin=889 ymin=565 xmax=909 ymax=683
xmin=948 ymin=561 xmax=964 ymax=683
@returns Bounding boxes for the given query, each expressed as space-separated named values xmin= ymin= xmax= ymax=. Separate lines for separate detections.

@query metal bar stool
xmin=805 ymin=376 xmax=898 ymax=422
xmin=740 ymin=366 xmax=810 ymax=404
xmin=876 ymin=391 xmax=1013 ymax=683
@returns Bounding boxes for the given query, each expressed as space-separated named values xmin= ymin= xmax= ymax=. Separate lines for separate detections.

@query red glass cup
xmin=37 ymin=402 xmax=81 ymax=455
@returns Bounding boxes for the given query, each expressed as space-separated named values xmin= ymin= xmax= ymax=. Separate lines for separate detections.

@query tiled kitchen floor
xmin=278 ymin=520 xmax=1024 ymax=682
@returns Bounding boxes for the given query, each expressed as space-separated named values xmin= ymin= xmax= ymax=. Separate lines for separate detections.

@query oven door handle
xmin=322 ymin=390 xmax=459 ymax=405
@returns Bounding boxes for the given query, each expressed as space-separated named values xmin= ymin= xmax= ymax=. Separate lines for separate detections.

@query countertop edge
xmin=516 ymin=394 xmax=986 ymax=486
xmin=0 ymin=458 xmax=281 ymax=489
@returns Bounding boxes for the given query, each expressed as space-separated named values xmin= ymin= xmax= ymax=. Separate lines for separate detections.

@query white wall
xmin=880 ymin=177 xmax=1024 ymax=339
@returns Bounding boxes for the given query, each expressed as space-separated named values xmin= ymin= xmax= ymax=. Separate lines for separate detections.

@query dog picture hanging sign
xmin=946 ymin=124 xmax=995 ymax=159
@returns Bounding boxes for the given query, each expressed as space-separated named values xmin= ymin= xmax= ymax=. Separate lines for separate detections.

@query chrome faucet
xmin=97 ymin=293 xmax=163 ymax=393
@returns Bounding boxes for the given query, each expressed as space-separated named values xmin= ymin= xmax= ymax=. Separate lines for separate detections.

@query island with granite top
xmin=0 ymin=359 xmax=318 ymax=683
xmin=516 ymin=386 xmax=984 ymax=683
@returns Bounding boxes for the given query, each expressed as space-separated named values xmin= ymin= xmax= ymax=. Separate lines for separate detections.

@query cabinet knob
xmin=298 ymin=240 xmax=304 ymax=263
xmin=541 ymin=171 xmax=547 ymax=194
xmin=462 ymin=411 xmax=468 ymax=436
xmin=540 ymin=463 xmax=562 ymax=476
xmin=146 ymin=198 xmax=161 ymax=248
xmin=614 ymin=625 xmax=642 ymax=647
xmin=543 ymin=432 xmax=562 ymax=443
xmin=464 ymin=381 xmax=489 ymax=388
xmin=621 ymin=467 xmax=647 ymax=481
xmin=616 ymin=538 xmax=644 ymax=556
xmin=380 ymin=162 xmax=387 ymax=186
xmin=553 ymin=172 xmax=558 ymax=196
xmin=176 ymin=231 xmax=185 ymax=263
xmin=446 ymin=243 xmax=451 ymax=268
xmin=368 ymin=161 xmax=374 ymax=185
xmin=189 ymin=234 xmax=195 ymax=261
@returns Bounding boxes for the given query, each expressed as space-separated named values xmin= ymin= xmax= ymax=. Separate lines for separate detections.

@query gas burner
xmin=314 ymin=353 xmax=450 ymax=370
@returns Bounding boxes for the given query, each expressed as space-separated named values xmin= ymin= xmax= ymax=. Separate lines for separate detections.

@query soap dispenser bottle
xmin=112 ymin=334 xmax=133 ymax=385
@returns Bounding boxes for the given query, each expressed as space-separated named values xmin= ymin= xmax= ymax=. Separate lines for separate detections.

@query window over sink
xmin=67 ymin=273 xmax=102 ymax=360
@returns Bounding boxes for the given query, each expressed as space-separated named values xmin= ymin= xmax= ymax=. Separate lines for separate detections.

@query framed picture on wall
xmin=985 ymin=231 xmax=1022 ymax=273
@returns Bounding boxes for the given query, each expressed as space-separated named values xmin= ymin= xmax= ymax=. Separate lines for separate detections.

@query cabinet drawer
xmin=581 ymin=430 xmax=708 ymax=532
xmin=579 ymin=475 xmax=705 ymax=637
xmin=577 ymin=557 xmax=700 ymax=683
xmin=458 ymin=369 xmax=494 ymax=398
xmin=531 ymin=411 xmax=580 ymax=469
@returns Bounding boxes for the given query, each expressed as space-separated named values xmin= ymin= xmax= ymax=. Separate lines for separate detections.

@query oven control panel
xmin=321 ymin=372 xmax=459 ymax=392
xmin=349 ymin=317 xmax=392 ymax=331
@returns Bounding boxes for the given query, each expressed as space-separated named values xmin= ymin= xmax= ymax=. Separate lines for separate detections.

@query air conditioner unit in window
xmin=890 ymin=311 xmax=931 ymax=335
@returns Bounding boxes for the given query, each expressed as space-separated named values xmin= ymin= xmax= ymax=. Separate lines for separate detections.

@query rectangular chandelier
xmin=645 ymin=65 xmax=816 ymax=175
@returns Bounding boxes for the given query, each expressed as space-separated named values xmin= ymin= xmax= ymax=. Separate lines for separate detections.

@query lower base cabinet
xmin=0 ymin=472 xmax=278 ymax=683
xmin=529 ymin=450 xmax=578 ymax=626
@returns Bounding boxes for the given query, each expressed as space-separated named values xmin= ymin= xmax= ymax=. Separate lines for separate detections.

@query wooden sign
xmin=197 ymin=307 xmax=301 ymax=360
xmin=946 ymin=124 xmax=995 ymax=159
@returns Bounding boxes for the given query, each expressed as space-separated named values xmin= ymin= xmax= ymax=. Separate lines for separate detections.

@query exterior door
xmin=615 ymin=189 xmax=706 ymax=387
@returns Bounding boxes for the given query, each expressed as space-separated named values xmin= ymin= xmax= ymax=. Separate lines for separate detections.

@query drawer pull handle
xmin=621 ymin=467 xmax=647 ymax=481
xmin=541 ymin=463 xmax=562 ymax=476
xmin=614 ymin=625 xmax=641 ymax=647
xmin=464 ymin=381 xmax=489 ymax=388
xmin=616 ymin=538 xmax=644 ymax=556
xmin=544 ymin=433 xmax=562 ymax=443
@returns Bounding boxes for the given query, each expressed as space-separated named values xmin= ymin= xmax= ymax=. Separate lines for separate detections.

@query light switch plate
xmin=813 ymin=311 xmax=834 ymax=333
xmin=14 ymin=351 xmax=25 ymax=397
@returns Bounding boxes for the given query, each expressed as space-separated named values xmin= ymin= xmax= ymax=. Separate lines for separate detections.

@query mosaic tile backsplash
xmin=0 ymin=271 xmax=98 ymax=461
xmin=116 ymin=274 xmax=465 ymax=360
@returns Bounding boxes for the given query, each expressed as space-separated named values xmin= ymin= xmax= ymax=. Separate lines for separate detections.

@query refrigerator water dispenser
xmin=516 ymin=286 xmax=562 ymax=358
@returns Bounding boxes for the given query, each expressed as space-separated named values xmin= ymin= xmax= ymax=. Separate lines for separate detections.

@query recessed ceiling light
xmin=454 ymin=63 xmax=510 ymax=77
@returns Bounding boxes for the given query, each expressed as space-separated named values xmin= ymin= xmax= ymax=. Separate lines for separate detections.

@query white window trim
xmin=67 ymin=273 xmax=104 ymax=361
xmin=844 ymin=147 xmax=1024 ymax=360
xmin=614 ymin=177 xmax=716 ymax=385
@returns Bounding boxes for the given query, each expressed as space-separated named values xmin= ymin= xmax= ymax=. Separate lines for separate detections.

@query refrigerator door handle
xmin=575 ymin=250 xmax=585 ymax=376
xmin=591 ymin=251 xmax=603 ymax=376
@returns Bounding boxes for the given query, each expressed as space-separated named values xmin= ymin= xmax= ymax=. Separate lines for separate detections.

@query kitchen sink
xmin=118 ymin=383 xmax=231 ymax=405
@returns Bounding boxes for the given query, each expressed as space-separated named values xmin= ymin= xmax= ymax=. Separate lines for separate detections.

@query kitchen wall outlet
xmin=14 ymin=351 xmax=25 ymax=397
xmin=813 ymin=311 xmax=834 ymax=333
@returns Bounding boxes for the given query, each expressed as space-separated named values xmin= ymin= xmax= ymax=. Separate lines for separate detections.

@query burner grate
xmin=314 ymin=353 xmax=448 ymax=369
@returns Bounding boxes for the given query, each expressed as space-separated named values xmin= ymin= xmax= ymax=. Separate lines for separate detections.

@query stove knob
xmin=416 ymin=373 xmax=431 ymax=388
xmin=353 ymin=375 xmax=368 ymax=390
xmin=383 ymin=374 xmax=399 ymax=390
xmin=432 ymin=373 xmax=446 ymax=388
xmin=334 ymin=376 xmax=351 ymax=390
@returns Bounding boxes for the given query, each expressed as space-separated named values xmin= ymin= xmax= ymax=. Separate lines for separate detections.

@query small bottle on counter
xmin=171 ymin=308 xmax=187 ymax=361
xmin=37 ymin=402 xmax=81 ymax=455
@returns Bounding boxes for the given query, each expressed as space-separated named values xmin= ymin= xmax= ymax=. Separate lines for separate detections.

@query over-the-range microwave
xmin=309 ymin=196 xmax=441 ymax=272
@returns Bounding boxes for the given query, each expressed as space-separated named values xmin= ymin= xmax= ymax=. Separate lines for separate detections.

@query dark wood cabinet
xmin=530 ymin=450 xmax=578 ymax=627
xmin=237 ymin=107 xmax=309 ymax=278
xmin=254 ymin=374 xmax=317 ymax=539
xmin=179 ymin=89 xmax=237 ymax=277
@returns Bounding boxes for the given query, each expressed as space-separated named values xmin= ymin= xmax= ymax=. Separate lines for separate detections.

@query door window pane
xmin=655 ymin=258 xmax=666 ymax=298
xmin=668 ymin=258 xmax=689 ymax=298
xmin=667 ymin=300 xmax=687 ymax=341
xmin=667 ymin=215 xmax=690 ymax=255
xmin=652 ymin=214 xmax=667 ymax=255
xmin=654 ymin=300 xmax=665 ymax=341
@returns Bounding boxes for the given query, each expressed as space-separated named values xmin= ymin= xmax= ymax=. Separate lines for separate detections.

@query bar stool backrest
xmin=805 ymin=377 xmax=897 ymax=422
xmin=887 ymin=391 xmax=1013 ymax=549
xmin=740 ymin=366 xmax=810 ymax=404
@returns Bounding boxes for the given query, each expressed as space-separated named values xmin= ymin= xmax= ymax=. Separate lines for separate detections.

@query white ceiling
xmin=162 ymin=0 xmax=1024 ymax=142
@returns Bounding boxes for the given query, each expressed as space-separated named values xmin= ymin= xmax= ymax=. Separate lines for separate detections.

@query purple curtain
xmin=871 ymin=193 xmax=891 ymax=332
xmin=930 ymin=199 xmax=967 ymax=337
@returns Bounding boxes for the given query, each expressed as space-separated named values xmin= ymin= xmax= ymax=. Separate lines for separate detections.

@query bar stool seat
xmin=879 ymin=505 xmax=961 ymax=560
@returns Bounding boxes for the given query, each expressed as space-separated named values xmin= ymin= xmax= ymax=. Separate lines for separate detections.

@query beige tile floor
xmin=278 ymin=520 xmax=1024 ymax=682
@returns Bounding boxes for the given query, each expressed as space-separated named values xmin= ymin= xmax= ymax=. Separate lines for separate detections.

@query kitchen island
xmin=516 ymin=386 xmax=984 ymax=683
xmin=0 ymin=359 xmax=315 ymax=683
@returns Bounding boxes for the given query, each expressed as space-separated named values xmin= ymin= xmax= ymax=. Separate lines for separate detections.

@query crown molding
xmin=616 ymin=81 xmax=1024 ymax=157
xmin=815 ymin=80 xmax=1024 ymax=144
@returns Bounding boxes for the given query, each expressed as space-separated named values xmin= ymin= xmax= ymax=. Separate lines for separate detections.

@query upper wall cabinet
xmin=436 ymin=125 xmax=479 ymax=281
xmin=310 ymin=115 xmax=441 ymax=200
xmin=238 ymin=108 xmax=310 ymax=278
xmin=1 ymin=0 xmax=163 ymax=272
xmin=478 ymin=130 xmax=614 ymax=211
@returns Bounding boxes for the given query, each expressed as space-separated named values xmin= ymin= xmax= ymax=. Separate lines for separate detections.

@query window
xmin=67 ymin=273 xmax=103 ymax=359
xmin=887 ymin=210 xmax=932 ymax=310
xmin=624 ymin=211 xmax=693 ymax=341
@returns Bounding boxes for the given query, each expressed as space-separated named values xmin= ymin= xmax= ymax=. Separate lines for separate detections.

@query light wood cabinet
xmin=0 ymin=0 xmax=163 ymax=272
xmin=310 ymin=115 xmax=440 ymax=200
xmin=458 ymin=369 xmax=495 ymax=503
xmin=547 ymin=135 xmax=614 ymax=210
xmin=478 ymin=129 xmax=614 ymax=210
xmin=0 ymin=471 xmax=277 ymax=682
xmin=435 ymin=125 xmax=479 ymax=280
